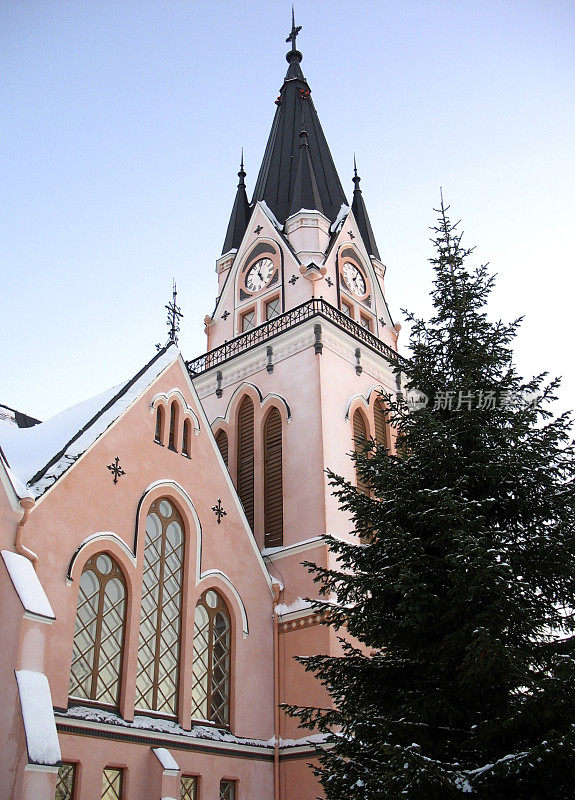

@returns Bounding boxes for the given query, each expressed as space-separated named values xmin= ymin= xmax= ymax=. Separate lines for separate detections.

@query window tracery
xmin=69 ymin=553 xmax=126 ymax=706
xmin=135 ymin=498 xmax=184 ymax=715
xmin=191 ymin=589 xmax=231 ymax=726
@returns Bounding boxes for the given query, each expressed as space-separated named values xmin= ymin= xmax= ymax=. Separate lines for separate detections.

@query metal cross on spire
xmin=286 ymin=6 xmax=302 ymax=50
xmin=165 ymin=279 xmax=183 ymax=346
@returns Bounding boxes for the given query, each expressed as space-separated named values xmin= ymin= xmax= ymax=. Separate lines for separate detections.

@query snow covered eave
xmin=258 ymin=200 xmax=284 ymax=232
xmin=16 ymin=670 xmax=61 ymax=766
xmin=329 ymin=203 xmax=351 ymax=234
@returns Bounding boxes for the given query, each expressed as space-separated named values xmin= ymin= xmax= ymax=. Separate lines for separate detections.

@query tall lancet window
xmin=264 ymin=407 xmax=283 ymax=548
xmin=155 ymin=405 xmax=164 ymax=444
xmin=374 ymin=397 xmax=390 ymax=451
xmin=191 ymin=590 xmax=231 ymax=726
xmin=237 ymin=396 xmax=254 ymax=530
xmin=135 ymin=498 xmax=184 ymax=715
xmin=352 ymin=409 xmax=370 ymax=495
xmin=69 ymin=554 xmax=126 ymax=706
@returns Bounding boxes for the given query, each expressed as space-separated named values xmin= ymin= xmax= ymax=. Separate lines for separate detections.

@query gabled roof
xmin=251 ymin=33 xmax=348 ymax=225
xmin=0 ymin=345 xmax=179 ymax=499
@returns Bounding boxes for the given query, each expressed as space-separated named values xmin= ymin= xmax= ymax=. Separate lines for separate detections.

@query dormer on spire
xmin=222 ymin=151 xmax=251 ymax=254
xmin=289 ymin=124 xmax=324 ymax=217
xmin=351 ymin=157 xmax=381 ymax=260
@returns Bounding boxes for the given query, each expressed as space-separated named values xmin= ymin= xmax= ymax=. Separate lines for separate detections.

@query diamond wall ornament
xmin=106 ymin=457 xmax=126 ymax=484
xmin=212 ymin=498 xmax=227 ymax=525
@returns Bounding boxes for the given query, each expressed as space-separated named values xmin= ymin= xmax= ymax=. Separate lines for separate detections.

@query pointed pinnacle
xmin=238 ymin=150 xmax=246 ymax=187
xmin=353 ymin=156 xmax=361 ymax=190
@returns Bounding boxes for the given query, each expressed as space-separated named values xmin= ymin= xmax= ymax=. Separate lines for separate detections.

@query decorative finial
xmin=165 ymin=279 xmax=183 ymax=346
xmin=238 ymin=149 xmax=246 ymax=188
xmin=353 ymin=155 xmax=361 ymax=190
xmin=286 ymin=6 xmax=302 ymax=51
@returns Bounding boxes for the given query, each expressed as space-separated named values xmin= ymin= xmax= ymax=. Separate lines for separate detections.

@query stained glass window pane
xmin=180 ymin=776 xmax=198 ymax=800
xmin=55 ymin=763 xmax=76 ymax=800
xmin=69 ymin=557 xmax=126 ymax=706
xmin=101 ymin=767 xmax=122 ymax=800
xmin=136 ymin=500 xmax=184 ymax=715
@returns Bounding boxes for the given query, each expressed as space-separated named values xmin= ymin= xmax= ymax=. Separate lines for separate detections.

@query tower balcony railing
xmin=186 ymin=297 xmax=403 ymax=377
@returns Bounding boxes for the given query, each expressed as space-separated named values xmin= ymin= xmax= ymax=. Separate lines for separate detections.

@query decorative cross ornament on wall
xmin=222 ymin=310 xmax=230 ymax=321
xmin=107 ymin=457 xmax=126 ymax=484
xmin=325 ymin=276 xmax=333 ymax=287
xmin=289 ymin=274 xmax=299 ymax=285
xmin=212 ymin=498 xmax=227 ymax=525
xmin=347 ymin=230 xmax=355 ymax=240
xmin=254 ymin=225 xmax=263 ymax=234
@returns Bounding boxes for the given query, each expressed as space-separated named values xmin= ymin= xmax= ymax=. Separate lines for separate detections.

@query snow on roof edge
xmin=2 ymin=344 xmax=179 ymax=499
xmin=2 ymin=550 xmax=55 ymax=619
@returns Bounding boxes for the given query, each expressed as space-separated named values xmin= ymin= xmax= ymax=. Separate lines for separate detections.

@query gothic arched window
xmin=374 ymin=397 xmax=390 ymax=451
xmin=69 ymin=553 xmax=126 ymax=706
xmin=264 ymin=407 xmax=283 ymax=548
xmin=169 ymin=402 xmax=178 ymax=451
xmin=191 ymin=590 xmax=231 ymax=726
xmin=135 ymin=498 xmax=184 ymax=715
xmin=237 ymin=396 xmax=254 ymax=530
xmin=352 ymin=409 xmax=369 ymax=495
xmin=155 ymin=406 xmax=164 ymax=444
xmin=182 ymin=418 xmax=191 ymax=457
xmin=215 ymin=429 xmax=229 ymax=468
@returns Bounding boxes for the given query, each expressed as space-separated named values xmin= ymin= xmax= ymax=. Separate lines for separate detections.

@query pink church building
xmin=0 ymin=21 xmax=399 ymax=800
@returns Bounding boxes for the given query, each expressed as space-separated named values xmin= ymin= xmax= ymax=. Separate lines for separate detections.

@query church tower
xmin=189 ymin=15 xmax=400 ymax=779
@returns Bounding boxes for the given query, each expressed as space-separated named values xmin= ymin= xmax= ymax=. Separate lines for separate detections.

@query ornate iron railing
xmin=186 ymin=298 xmax=402 ymax=376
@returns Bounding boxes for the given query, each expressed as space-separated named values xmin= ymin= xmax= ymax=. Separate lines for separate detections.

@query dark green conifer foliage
xmin=288 ymin=200 xmax=575 ymax=798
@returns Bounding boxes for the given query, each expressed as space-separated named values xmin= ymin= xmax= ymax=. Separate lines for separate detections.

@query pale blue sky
xmin=1 ymin=0 xmax=574 ymax=420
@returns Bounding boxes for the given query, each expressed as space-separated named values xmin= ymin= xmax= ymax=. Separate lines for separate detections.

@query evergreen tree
xmin=289 ymin=200 xmax=575 ymax=798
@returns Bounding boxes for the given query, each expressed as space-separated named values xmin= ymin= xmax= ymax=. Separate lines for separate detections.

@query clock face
xmin=246 ymin=258 xmax=274 ymax=292
xmin=343 ymin=262 xmax=366 ymax=296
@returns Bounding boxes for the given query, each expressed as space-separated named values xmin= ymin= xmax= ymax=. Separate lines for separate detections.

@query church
xmin=0 ymin=19 xmax=399 ymax=800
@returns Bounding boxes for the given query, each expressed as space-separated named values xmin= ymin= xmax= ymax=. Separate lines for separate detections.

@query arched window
xmin=155 ymin=406 xmax=164 ymax=444
xmin=191 ymin=590 xmax=231 ymax=726
xmin=237 ymin=396 xmax=254 ymax=530
xmin=135 ymin=498 xmax=184 ymax=715
xmin=215 ymin=429 xmax=229 ymax=468
xmin=69 ymin=553 xmax=126 ymax=706
xmin=182 ymin=418 xmax=191 ymax=457
xmin=352 ymin=409 xmax=369 ymax=495
xmin=169 ymin=402 xmax=178 ymax=451
xmin=264 ymin=408 xmax=283 ymax=548
xmin=374 ymin=397 xmax=390 ymax=451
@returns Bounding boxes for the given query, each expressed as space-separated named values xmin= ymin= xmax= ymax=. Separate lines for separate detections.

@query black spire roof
xmin=351 ymin=158 xmax=381 ymax=260
xmin=222 ymin=152 xmax=251 ymax=254
xmin=251 ymin=15 xmax=348 ymax=225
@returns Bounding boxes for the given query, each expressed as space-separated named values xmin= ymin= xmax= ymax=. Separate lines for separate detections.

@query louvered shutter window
xmin=155 ymin=406 xmax=164 ymax=444
xmin=264 ymin=408 xmax=283 ymax=547
xmin=182 ymin=418 xmax=191 ymax=457
xmin=374 ymin=398 xmax=389 ymax=450
xmin=237 ymin=397 xmax=254 ymax=530
xmin=353 ymin=410 xmax=369 ymax=495
xmin=215 ymin=429 xmax=229 ymax=467
xmin=169 ymin=402 xmax=177 ymax=450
